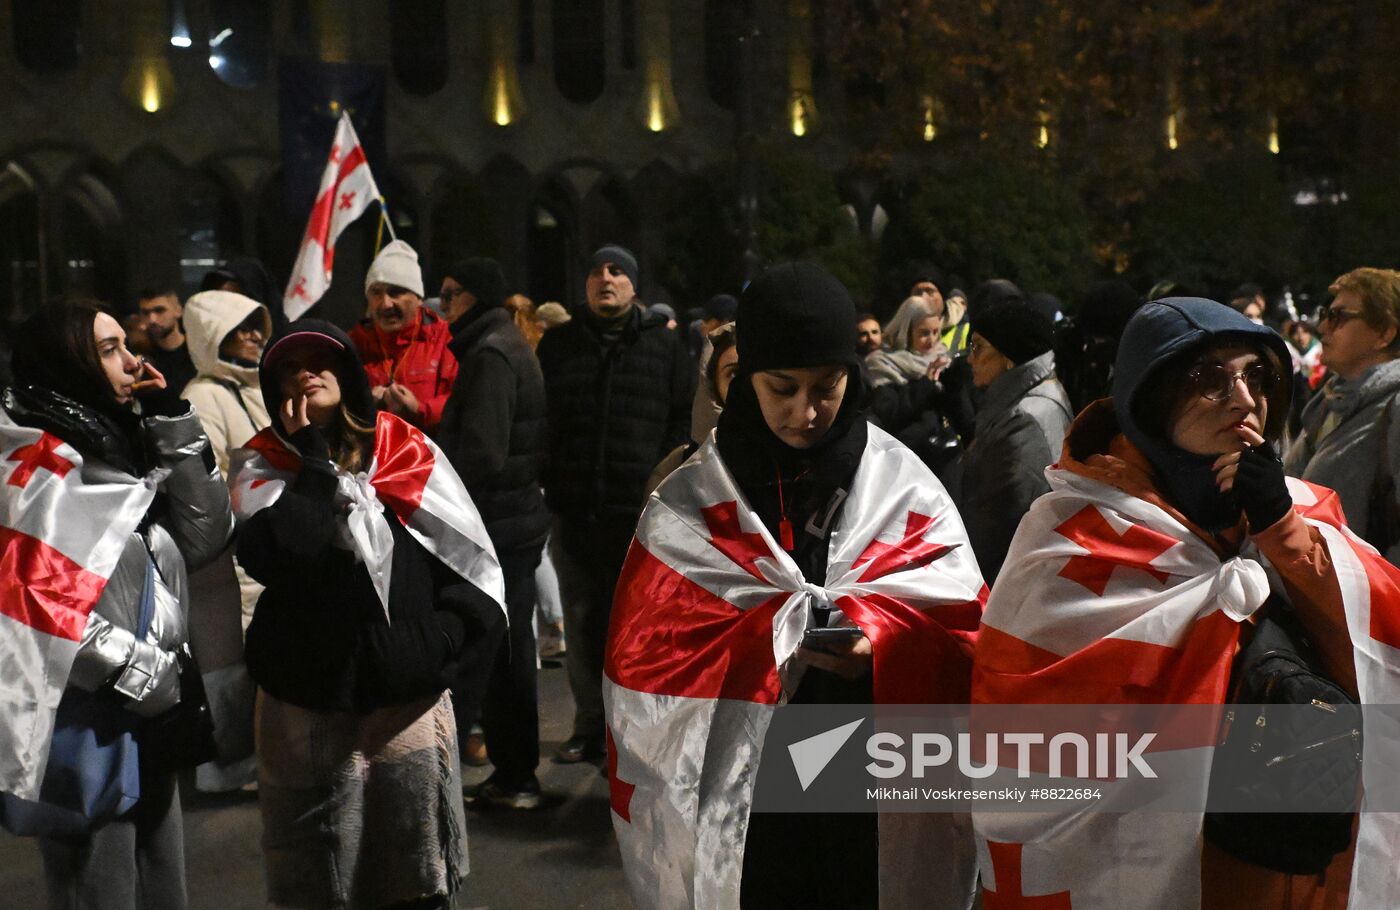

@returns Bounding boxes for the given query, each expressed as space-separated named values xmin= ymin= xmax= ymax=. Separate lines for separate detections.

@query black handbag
xmin=1203 ymin=599 xmax=1361 ymax=875
xmin=136 ymin=645 xmax=218 ymax=774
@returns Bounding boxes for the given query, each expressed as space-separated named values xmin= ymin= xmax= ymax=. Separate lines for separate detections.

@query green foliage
xmin=893 ymin=155 xmax=1095 ymax=300
xmin=1128 ymin=154 xmax=1301 ymax=298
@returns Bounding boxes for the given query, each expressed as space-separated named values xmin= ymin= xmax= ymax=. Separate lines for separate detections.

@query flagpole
xmin=374 ymin=195 xmax=397 ymax=256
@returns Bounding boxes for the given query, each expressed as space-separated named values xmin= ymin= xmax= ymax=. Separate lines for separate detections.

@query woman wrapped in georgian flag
xmin=228 ymin=320 xmax=505 ymax=909
xmin=972 ymin=297 xmax=1400 ymax=910
xmin=605 ymin=263 xmax=987 ymax=910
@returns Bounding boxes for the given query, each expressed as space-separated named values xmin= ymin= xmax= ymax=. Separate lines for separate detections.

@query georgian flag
xmin=282 ymin=112 xmax=383 ymax=321
xmin=0 ymin=406 xmax=157 ymax=800
xmin=971 ymin=468 xmax=1400 ymax=910
xmin=605 ymin=425 xmax=987 ymax=910
xmin=229 ymin=411 xmax=505 ymax=619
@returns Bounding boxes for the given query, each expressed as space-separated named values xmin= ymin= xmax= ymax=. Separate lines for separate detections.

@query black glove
xmin=289 ymin=424 xmax=333 ymax=467
xmin=1234 ymin=444 xmax=1292 ymax=532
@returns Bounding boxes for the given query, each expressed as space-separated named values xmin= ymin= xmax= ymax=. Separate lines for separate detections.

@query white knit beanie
xmin=364 ymin=240 xmax=424 ymax=298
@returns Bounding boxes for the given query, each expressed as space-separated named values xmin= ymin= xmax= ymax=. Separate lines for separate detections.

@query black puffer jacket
xmin=536 ymin=305 xmax=692 ymax=524
xmin=438 ymin=306 xmax=548 ymax=554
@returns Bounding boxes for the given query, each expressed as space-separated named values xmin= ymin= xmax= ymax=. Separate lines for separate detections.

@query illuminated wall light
xmin=635 ymin=3 xmax=681 ymax=137
xmin=921 ymin=95 xmax=937 ymax=142
xmin=1166 ymin=112 xmax=1179 ymax=150
xmin=1035 ymin=111 xmax=1051 ymax=149
xmin=1267 ymin=114 xmax=1281 ymax=154
xmin=123 ymin=56 xmax=175 ymax=114
xmin=483 ymin=1 xmax=526 ymax=126
xmin=790 ymin=95 xmax=812 ymax=137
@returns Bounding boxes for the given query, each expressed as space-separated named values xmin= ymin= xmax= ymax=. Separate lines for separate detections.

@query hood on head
xmin=1113 ymin=296 xmax=1294 ymax=450
xmin=258 ymin=319 xmax=375 ymax=443
xmin=184 ymin=290 xmax=270 ymax=386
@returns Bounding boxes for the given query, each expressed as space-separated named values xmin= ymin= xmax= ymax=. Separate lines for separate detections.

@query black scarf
xmin=716 ymin=368 xmax=868 ymax=580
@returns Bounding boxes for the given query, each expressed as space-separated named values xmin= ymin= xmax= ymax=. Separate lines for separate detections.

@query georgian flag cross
xmin=283 ymin=111 xmax=385 ymax=321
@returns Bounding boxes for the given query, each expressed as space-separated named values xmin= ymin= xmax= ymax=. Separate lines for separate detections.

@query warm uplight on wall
xmin=636 ymin=0 xmax=681 ymax=133
xmin=1267 ymin=114 xmax=1281 ymax=154
xmin=787 ymin=0 xmax=816 ymax=138
xmin=483 ymin=1 xmax=526 ymax=127
xmin=921 ymin=96 xmax=937 ymax=142
xmin=1166 ymin=112 xmax=1179 ymax=150
xmin=123 ymin=57 xmax=175 ymax=114
xmin=1035 ymin=110 xmax=1051 ymax=149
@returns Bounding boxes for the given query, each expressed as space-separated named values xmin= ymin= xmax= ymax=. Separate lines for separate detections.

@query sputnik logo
xmin=788 ymin=719 xmax=864 ymax=791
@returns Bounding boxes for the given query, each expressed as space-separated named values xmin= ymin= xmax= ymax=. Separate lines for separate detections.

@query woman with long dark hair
xmin=1 ymin=297 xmax=232 ymax=909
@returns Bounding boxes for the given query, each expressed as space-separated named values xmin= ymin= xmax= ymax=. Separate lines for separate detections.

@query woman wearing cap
xmin=950 ymin=299 xmax=1073 ymax=582
xmin=2 ymin=297 xmax=232 ymax=909
xmin=1284 ymin=268 xmax=1400 ymax=565
xmin=606 ymin=263 xmax=985 ymax=910
xmin=231 ymin=320 xmax=506 ymax=909
xmin=973 ymin=297 xmax=1400 ymax=908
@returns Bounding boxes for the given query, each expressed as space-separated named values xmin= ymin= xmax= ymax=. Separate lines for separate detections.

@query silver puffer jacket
xmin=64 ymin=408 xmax=234 ymax=716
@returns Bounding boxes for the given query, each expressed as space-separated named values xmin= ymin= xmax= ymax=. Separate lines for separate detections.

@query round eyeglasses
xmin=1186 ymin=362 xmax=1280 ymax=402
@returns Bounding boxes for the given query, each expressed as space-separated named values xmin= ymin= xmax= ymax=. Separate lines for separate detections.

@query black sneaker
xmin=468 ymin=775 xmax=542 ymax=810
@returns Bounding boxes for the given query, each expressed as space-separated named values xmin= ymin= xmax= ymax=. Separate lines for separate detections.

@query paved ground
xmin=0 ymin=663 xmax=634 ymax=910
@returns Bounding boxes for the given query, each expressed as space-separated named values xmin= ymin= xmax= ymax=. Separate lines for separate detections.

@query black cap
xmin=443 ymin=258 xmax=507 ymax=311
xmin=737 ymin=262 xmax=859 ymax=373
xmin=969 ymin=300 xmax=1054 ymax=365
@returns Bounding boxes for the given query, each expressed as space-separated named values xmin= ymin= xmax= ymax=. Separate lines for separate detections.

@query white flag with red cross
xmin=0 ymin=405 xmax=156 ymax=800
xmin=971 ymin=467 xmax=1400 ymax=910
xmin=282 ymin=111 xmax=384 ymax=322
xmin=228 ymin=411 xmax=505 ymax=619
xmin=604 ymin=425 xmax=987 ymax=910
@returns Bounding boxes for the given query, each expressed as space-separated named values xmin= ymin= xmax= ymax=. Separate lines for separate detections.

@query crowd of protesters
xmin=2 ymin=238 xmax=1400 ymax=910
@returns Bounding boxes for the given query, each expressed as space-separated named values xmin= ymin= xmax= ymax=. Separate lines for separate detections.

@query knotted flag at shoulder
xmin=971 ymin=466 xmax=1400 ymax=910
xmin=0 ymin=404 xmax=158 ymax=800
xmin=229 ymin=411 xmax=504 ymax=619
xmin=605 ymin=425 xmax=987 ymax=910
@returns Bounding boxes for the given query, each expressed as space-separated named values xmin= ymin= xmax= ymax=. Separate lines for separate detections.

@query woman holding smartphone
xmin=605 ymin=264 xmax=986 ymax=910
xmin=3 ymin=297 xmax=233 ymax=910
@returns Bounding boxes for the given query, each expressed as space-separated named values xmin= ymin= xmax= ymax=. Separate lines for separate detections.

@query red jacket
xmin=349 ymin=310 xmax=458 ymax=431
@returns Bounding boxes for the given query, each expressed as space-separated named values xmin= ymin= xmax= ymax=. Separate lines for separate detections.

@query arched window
xmin=704 ymin=0 xmax=742 ymax=109
xmin=552 ymin=0 xmax=605 ymax=104
xmin=12 ymin=0 xmax=81 ymax=75
xmin=179 ymin=172 xmax=243 ymax=296
xmin=0 ymin=164 xmax=42 ymax=320
xmin=618 ymin=0 xmax=637 ymax=71
xmin=527 ymin=179 xmax=576 ymax=306
xmin=59 ymin=172 xmax=125 ymax=302
xmin=391 ymin=0 xmax=448 ymax=96
xmin=208 ymin=0 xmax=271 ymax=89
xmin=517 ymin=0 xmax=535 ymax=64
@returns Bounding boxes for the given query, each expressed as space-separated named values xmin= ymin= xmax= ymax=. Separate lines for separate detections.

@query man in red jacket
xmin=349 ymin=240 xmax=457 ymax=432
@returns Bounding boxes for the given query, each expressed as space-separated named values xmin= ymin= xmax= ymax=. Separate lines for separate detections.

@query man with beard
xmin=138 ymin=285 xmax=196 ymax=404
xmin=349 ymin=240 xmax=457 ymax=432
xmin=536 ymin=244 xmax=692 ymax=763
xmin=856 ymin=312 xmax=883 ymax=356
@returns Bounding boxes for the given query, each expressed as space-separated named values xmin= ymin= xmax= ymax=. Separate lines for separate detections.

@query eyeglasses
xmin=1186 ymin=362 xmax=1280 ymax=402
xmin=1317 ymin=306 xmax=1364 ymax=328
xmin=968 ymin=339 xmax=987 ymax=357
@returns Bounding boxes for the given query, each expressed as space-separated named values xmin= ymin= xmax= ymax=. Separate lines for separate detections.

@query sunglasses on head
xmin=1185 ymin=361 xmax=1280 ymax=402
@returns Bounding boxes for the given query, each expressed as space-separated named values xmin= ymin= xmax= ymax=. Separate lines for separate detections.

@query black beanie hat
xmin=591 ymin=244 xmax=639 ymax=291
xmin=736 ymin=262 xmax=860 ymax=373
xmin=444 ymin=257 xmax=507 ymax=311
xmin=703 ymin=293 xmax=739 ymax=323
xmin=906 ymin=260 xmax=947 ymax=295
xmin=969 ymin=300 xmax=1054 ymax=365
xmin=968 ymin=279 xmax=1026 ymax=319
